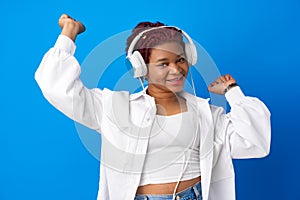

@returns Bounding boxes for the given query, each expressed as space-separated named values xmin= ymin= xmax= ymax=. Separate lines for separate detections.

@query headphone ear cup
xmin=127 ymin=51 xmax=148 ymax=78
xmin=185 ymin=43 xmax=197 ymax=66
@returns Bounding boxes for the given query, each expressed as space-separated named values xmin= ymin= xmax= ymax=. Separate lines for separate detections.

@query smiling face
xmin=146 ymin=42 xmax=189 ymax=93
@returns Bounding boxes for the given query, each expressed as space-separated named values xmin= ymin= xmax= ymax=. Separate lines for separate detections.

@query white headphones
xmin=126 ymin=26 xmax=198 ymax=78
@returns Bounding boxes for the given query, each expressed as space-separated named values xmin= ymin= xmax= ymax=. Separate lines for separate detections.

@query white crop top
xmin=139 ymin=107 xmax=201 ymax=186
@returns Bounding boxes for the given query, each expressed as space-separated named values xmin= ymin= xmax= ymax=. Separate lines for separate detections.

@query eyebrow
xmin=155 ymin=53 xmax=185 ymax=63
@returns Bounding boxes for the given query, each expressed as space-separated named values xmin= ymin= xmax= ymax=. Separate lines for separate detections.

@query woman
xmin=35 ymin=14 xmax=271 ymax=200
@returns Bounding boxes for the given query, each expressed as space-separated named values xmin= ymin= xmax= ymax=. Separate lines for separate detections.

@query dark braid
xmin=126 ymin=22 xmax=185 ymax=64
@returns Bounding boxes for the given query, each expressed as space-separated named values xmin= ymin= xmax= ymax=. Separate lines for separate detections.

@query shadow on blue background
xmin=1 ymin=0 xmax=299 ymax=199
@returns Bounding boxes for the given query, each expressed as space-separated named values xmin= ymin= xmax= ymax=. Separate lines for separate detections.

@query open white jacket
xmin=35 ymin=35 xmax=271 ymax=200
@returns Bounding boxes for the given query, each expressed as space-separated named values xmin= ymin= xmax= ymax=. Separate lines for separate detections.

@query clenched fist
xmin=58 ymin=14 xmax=86 ymax=41
xmin=208 ymin=74 xmax=237 ymax=94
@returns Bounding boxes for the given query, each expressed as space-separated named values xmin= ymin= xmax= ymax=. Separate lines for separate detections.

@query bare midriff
xmin=136 ymin=176 xmax=201 ymax=195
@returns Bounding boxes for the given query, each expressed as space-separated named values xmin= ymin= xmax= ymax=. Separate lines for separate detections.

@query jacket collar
xmin=130 ymin=87 xmax=210 ymax=105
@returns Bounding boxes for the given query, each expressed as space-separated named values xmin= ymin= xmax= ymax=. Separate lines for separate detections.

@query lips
xmin=167 ymin=75 xmax=184 ymax=83
xmin=167 ymin=76 xmax=184 ymax=84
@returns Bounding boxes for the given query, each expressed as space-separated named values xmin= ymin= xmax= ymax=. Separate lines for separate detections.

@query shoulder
xmin=183 ymin=91 xmax=226 ymax=119
xmin=100 ymin=88 xmax=131 ymax=110
xmin=102 ymin=88 xmax=153 ymax=105
xmin=102 ymin=88 xmax=130 ymax=99
xmin=180 ymin=91 xmax=209 ymax=105
xmin=209 ymin=105 xmax=226 ymax=124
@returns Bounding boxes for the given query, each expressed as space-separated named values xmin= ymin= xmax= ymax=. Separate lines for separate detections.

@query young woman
xmin=35 ymin=14 xmax=271 ymax=200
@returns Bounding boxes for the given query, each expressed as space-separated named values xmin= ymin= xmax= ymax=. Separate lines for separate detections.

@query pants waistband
xmin=134 ymin=181 xmax=202 ymax=200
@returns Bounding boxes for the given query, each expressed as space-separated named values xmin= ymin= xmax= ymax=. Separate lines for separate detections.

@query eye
xmin=157 ymin=63 xmax=168 ymax=67
xmin=177 ymin=57 xmax=186 ymax=64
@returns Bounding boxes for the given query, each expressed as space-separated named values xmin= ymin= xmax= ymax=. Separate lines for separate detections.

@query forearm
xmin=35 ymin=35 xmax=81 ymax=114
xmin=35 ymin=35 xmax=102 ymax=131
xmin=225 ymin=87 xmax=271 ymax=158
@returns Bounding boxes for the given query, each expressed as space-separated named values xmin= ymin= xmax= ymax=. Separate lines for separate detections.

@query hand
xmin=58 ymin=14 xmax=86 ymax=41
xmin=208 ymin=74 xmax=236 ymax=95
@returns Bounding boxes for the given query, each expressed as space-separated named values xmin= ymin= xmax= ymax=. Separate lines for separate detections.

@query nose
xmin=168 ymin=62 xmax=182 ymax=74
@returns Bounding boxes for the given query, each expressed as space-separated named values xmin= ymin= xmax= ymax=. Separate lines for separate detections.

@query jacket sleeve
xmin=212 ymin=86 xmax=271 ymax=159
xmin=35 ymin=35 xmax=103 ymax=132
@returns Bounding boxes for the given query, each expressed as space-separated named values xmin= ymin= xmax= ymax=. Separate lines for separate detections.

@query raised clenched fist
xmin=58 ymin=14 xmax=86 ymax=41
xmin=208 ymin=74 xmax=237 ymax=94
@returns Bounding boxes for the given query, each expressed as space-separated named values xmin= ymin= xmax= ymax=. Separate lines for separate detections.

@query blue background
xmin=1 ymin=0 xmax=299 ymax=199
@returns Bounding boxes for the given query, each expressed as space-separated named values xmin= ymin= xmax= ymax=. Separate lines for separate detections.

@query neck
xmin=147 ymin=84 xmax=179 ymax=103
xmin=147 ymin=84 xmax=187 ymax=116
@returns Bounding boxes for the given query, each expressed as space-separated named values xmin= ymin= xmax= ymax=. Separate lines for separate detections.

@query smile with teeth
xmin=167 ymin=75 xmax=184 ymax=82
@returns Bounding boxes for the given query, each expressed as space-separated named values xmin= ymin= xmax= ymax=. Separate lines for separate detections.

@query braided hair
xmin=126 ymin=22 xmax=185 ymax=64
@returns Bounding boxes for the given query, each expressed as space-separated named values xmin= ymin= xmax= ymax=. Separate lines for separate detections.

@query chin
xmin=169 ymin=86 xmax=184 ymax=93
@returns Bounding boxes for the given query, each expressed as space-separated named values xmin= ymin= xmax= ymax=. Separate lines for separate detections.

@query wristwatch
xmin=224 ymin=82 xmax=238 ymax=94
